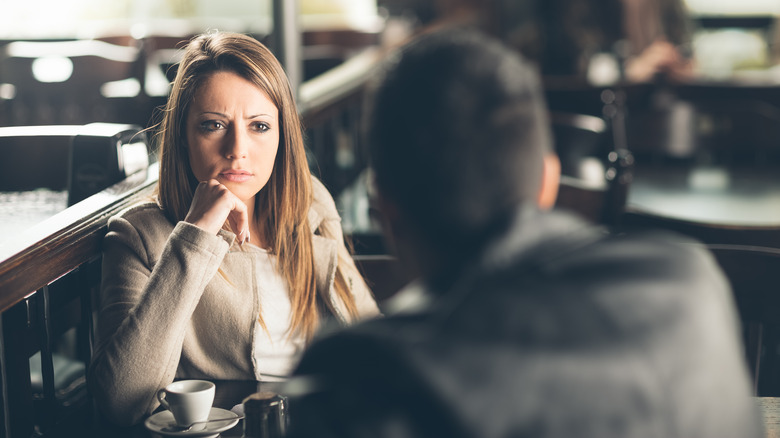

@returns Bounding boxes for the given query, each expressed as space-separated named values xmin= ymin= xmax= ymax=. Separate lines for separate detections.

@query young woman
xmin=88 ymin=31 xmax=379 ymax=426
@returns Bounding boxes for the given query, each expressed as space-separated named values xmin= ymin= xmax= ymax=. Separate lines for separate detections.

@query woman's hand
xmin=184 ymin=180 xmax=250 ymax=244
xmin=625 ymin=39 xmax=694 ymax=83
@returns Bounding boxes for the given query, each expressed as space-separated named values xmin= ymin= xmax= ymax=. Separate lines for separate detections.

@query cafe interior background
xmin=4 ymin=0 xmax=780 ymax=435
xmin=1 ymin=0 xmax=780 ymax=239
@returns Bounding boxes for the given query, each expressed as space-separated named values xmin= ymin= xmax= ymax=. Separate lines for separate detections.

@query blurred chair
xmin=143 ymin=47 xmax=183 ymax=97
xmin=67 ymin=123 xmax=150 ymax=205
xmin=2 ymin=260 xmax=100 ymax=436
xmin=543 ymin=79 xmax=627 ymax=120
xmin=623 ymin=82 xmax=780 ymax=168
xmin=706 ymin=244 xmax=780 ymax=396
xmin=551 ymin=111 xmax=634 ymax=228
xmin=139 ymin=34 xmax=191 ymax=98
xmin=624 ymin=84 xmax=698 ymax=165
xmin=543 ymin=80 xmax=655 ymax=147
xmin=0 ymin=123 xmax=150 ymax=240
xmin=672 ymin=83 xmax=780 ymax=168
xmin=0 ymin=123 xmax=149 ymax=201
xmin=353 ymin=254 xmax=412 ymax=307
xmin=0 ymin=39 xmax=142 ymax=126
xmin=0 ymin=125 xmax=80 ymax=192
xmin=301 ymin=27 xmax=381 ymax=80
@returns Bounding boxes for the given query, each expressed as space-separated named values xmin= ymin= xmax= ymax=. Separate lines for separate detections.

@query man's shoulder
xmin=289 ymin=311 xmax=470 ymax=438
xmin=290 ymin=220 xmax=758 ymax=438
xmin=512 ymin=224 xmax=727 ymax=304
xmin=507 ymin=209 xmax=720 ymax=283
xmin=563 ymin=228 xmax=722 ymax=285
xmin=485 ymin=208 xmax=718 ymax=285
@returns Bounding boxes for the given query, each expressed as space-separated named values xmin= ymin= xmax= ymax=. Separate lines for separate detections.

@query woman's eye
xmin=200 ymin=121 xmax=224 ymax=132
xmin=252 ymin=122 xmax=270 ymax=133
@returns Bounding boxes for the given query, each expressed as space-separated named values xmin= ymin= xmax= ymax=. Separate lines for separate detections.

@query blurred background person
xmin=384 ymin=0 xmax=696 ymax=83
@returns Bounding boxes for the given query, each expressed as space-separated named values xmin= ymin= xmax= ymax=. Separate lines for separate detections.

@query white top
xmin=250 ymin=246 xmax=306 ymax=381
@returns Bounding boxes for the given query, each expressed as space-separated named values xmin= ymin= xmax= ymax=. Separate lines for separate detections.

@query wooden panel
xmin=2 ymin=298 xmax=37 ymax=437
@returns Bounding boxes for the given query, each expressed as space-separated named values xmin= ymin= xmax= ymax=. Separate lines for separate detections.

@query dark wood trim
xmin=0 ymin=164 xmax=158 ymax=314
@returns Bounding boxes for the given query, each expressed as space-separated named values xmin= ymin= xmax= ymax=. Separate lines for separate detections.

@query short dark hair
xmin=366 ymin=29 xmax=552 ymax=254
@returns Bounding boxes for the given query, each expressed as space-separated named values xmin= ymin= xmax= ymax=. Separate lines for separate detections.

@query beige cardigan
xmin=88 ymin=177 xmax=380 ymax=426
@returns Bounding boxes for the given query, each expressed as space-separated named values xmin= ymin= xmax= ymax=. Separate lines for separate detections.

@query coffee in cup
xmin=157 ymin=379 xmax=215 ymax=429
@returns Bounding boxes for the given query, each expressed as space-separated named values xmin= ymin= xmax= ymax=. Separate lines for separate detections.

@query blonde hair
xmin=157 ymin=31 xmax=358 ymax=341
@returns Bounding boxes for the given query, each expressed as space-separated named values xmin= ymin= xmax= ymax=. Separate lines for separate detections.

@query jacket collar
xmin=388 ymin=205 xmax=602 ymax=315
xmin=477 ymin=205 xmax=600 ymax=275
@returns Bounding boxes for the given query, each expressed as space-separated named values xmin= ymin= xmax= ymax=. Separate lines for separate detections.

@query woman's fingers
xmin=227 ymin=200 xmax=250 ymax=245
xmin=184 ymin=180 xmax=250 ymax=244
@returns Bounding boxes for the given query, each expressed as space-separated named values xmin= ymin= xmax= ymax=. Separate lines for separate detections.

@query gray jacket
xmin=291 ymin=206 xmax=763 ymax=438
xmin=88 ymin=177 xmax=379 ymax=426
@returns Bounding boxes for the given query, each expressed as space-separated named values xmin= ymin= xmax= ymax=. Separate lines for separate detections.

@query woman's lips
xmin=219 ymin=170 xmax=252 ymax=183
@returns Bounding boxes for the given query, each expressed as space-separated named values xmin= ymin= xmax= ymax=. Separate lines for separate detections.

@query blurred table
xmin=49 ymin=388 xmax=780 ymax=437
xmin=627 ymin=164 xmax=780 ymax=226
xmin=53 ymin=380 xmax=271 ymax=437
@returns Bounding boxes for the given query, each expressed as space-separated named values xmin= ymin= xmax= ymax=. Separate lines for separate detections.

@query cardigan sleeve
xmin=88 ymin=212 xmax=232 ymax=426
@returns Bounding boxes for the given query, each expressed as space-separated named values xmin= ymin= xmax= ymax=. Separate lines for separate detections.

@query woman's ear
xmin=537 ymin=153 xmax=560 ymax=210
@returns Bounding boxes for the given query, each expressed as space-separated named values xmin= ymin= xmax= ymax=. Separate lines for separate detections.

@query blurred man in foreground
xmin=288 ymin=29 xmax=762 ymax=438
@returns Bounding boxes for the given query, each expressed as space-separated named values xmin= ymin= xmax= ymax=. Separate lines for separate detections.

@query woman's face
xmin=186 ymin=70 xmax=280 ymax=205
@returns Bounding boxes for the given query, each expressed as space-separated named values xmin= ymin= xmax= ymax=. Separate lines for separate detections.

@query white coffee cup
xmin=157 ymin=380 xmax=215 ymax=429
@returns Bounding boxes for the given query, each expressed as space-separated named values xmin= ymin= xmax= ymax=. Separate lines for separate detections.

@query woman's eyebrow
xmin=200 ymin=111 xmax=229 ymax=117
xmin=247 ymin=113 xmax=274 ymax=119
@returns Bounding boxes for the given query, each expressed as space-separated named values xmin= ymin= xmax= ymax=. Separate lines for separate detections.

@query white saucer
xmin=144 ymin=407 xmax=240 ymax=437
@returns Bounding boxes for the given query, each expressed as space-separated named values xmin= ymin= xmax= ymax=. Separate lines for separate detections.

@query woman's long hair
xmin=157 ymin=31 xmax=357 ymax=341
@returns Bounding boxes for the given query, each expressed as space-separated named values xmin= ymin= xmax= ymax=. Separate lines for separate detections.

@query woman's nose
xmin=224 ymin=127 xmax=248 ymax=159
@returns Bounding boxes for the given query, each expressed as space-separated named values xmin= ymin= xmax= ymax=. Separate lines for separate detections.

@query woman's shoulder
xmin=108 ymin=199 xmax=174 ymax=237
xmin=112 ymin=199 xmax=167 ymax=223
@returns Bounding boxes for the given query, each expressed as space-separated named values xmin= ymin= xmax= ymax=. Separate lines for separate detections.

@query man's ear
xmin=537 ymin=152 xmax=560 ymax=210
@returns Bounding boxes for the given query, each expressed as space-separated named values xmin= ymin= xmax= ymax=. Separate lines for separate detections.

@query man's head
xmin=366 ymin=29 xmax=559 ymax=282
